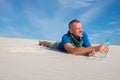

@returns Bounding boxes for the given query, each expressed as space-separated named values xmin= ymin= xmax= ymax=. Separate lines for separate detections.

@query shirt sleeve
xmin=62 ymin=34 xmax=71 ymax=44
xmin=82 ymin=31 xmax=91 ymax=47
xmin=58 ymin=34 xmax=71 ymax=51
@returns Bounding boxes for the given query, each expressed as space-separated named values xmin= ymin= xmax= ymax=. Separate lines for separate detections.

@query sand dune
xmin=0 ymin=37 xmax=120 ymax=80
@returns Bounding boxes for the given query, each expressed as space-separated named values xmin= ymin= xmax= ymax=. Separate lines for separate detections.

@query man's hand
xmin=88 ymin=48 xmax=96 ymax=57
xmin=88 ymin=45 xmax=109 ymax=57
xmin=99 ymin=45 xmax=109 ymax=54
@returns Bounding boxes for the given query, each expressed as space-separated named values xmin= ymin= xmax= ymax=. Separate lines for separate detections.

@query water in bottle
xmin=99 ymin=38 xmax=110 ymax=58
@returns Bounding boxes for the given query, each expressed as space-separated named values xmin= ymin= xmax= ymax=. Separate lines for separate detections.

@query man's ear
xmin=69 ymin=28 xmax=73 ymax=34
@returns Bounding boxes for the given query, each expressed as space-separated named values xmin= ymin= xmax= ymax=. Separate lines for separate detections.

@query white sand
xmin=0 ymin=37 xmax=120 ymax=80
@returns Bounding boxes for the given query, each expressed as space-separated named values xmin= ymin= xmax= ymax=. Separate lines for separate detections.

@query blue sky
xmin=0 ymin=0 xmax=120 ymax=45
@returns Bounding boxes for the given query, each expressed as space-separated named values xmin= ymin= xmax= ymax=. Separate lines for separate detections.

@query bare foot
xmin=39 ymin=41 xmax=50 ymax=47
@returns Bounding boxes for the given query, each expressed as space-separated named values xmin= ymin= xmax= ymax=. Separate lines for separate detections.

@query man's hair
xmin=68 ymin=19 xmax=81 ymax=29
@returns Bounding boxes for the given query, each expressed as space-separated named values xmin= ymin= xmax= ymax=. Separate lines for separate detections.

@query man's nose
xmin=79 ymin=29 xmax=82 ymax=32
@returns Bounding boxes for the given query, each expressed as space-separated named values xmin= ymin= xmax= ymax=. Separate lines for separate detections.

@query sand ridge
xmin=0 ymin=37 xmax=120 ymax=80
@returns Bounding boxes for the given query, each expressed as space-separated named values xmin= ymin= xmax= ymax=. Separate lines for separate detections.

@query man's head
xmin=68 ymin=19 xmax=83 ymax=38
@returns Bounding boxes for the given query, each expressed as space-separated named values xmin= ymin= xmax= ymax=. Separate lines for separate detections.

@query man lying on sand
xmin=39 ymin=19 xmax=109 ymax=57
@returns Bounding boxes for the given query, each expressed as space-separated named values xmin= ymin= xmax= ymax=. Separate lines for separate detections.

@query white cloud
xmin=0 ymin=16 xmax=10 ymax=22
xmin=79 ymin=0 xmax=115 ymax=22
xmin=89 ymin=33 xmax=99 ymax=39
xmin=0 ymin=0 xmax=16 ymax=25
xmin=58 ymin=0 xmax=95 ymax=9
xmin=114 ymin=28 xmax=120 ymax=35
xmin=103 ymin=30 xmax=114 ymax=35
xmin=89 ymin=29 xmax=114 ymax=41
xmin=74 ymin=0 xmax=95 ymax=8
xmin=0 ymin=0 xmax=15 ymax=16
xmin=0 ymin=26 xmax=23 ymax=38
xmin=7 ymin=26 xmax=23 ymax=37
xmin=109 ymin=17 xmax=120 ymax=25
xmin=23 ymin=7 xmax=67 ymax=40
xmin=109 ymin=21 xmax=118 ymax=25
xmin=88 ymin=30 xmax=100 ymax=40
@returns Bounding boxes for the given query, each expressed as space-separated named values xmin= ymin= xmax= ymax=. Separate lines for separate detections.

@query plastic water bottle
xmin=99 ymin=38 xmax=110 ymax=58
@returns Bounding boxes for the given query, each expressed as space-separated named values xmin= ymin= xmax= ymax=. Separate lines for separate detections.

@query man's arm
xmin=64 ymin=43 xmax=109 ymax=55
xmin=64 ymin=43 xmax=95 ymax=55
xmin=92 ymin=45 xmax=109 ymax=53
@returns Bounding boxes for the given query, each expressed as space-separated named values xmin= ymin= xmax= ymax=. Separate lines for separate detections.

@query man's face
xmin=70 ymin=22 xmax=83 ymax=38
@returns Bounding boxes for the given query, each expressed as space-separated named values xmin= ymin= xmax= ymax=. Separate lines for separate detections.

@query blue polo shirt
xmin=58 ymin=31 xmax=91 ymax=52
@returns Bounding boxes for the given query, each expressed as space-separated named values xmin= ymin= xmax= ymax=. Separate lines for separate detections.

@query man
xmin=39 ymin=19 xmax=109 ymax=57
